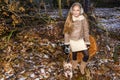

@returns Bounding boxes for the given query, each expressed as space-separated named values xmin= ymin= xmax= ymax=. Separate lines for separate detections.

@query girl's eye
xmin=73 ymin=9 xmax=79 ymax=11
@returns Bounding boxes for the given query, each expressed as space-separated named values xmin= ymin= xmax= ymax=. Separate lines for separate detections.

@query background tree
xmin=58 ymin=0 xmax=62 ymax=18
xmin=84 ymin=0 xmax=90 ymax=13
xmin=67 ymin=0 xmax=70 ymax=7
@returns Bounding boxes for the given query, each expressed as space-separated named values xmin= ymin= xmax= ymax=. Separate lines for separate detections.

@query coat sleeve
xmin=83 ymin=18 xmax=90 ymax=45
xmin=64 ymin=33 xmax=70 ymax=45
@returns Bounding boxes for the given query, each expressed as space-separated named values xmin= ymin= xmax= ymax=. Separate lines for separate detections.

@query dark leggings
xmin=72 ymin=50 xmax=89 ymax=62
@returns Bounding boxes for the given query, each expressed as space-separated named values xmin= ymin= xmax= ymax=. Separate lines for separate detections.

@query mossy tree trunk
xmin=58 ymin=0 xmax=62 ymax=18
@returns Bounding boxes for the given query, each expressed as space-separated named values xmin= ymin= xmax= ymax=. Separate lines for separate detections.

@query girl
xmin=63 ymin=2 xmax=90 ymax=75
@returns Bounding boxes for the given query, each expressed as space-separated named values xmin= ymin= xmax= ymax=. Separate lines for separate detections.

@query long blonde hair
xmin=63 ymin=2 xmax=87 ymax=34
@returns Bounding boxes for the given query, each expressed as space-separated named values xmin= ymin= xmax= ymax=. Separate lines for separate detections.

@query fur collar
xmin=72 ymin=15 xmax=85 ymax=21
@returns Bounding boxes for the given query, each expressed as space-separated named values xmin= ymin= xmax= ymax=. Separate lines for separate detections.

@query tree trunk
xmin=67 ymin=0 xmax=70 ymax=7
xmin=84 ymin=0 xmax=91 ymax=13
xmin=58 ymin=0 xmax=62 ymax=18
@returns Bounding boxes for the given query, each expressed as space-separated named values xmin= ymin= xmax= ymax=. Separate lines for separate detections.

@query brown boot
xmin=80 ymin=61 xmax=87 ymax=75
xmin=71 ymin=60 xmax=78 ymax=69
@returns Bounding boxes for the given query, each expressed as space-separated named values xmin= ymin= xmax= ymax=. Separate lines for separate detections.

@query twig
xmin=7 ymin=30 xmax=16 ymax=42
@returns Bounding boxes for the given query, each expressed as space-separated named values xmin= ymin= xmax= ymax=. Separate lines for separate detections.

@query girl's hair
xmin=63 ymin=2 xmax=87 ymax=34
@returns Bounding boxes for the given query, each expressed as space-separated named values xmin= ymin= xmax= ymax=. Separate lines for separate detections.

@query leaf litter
xmin=0 ymin=7 xmax=120 ymax=80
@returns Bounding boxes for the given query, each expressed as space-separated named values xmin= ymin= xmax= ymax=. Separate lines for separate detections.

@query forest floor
xmin=0 ymin=8 xmax=120 ymax=80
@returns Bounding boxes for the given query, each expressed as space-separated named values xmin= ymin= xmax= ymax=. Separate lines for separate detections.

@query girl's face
xmin=72 ymin=5 xmax=81 ymax=17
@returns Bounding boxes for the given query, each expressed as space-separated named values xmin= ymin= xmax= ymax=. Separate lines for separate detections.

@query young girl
xmin=63 ymin=2 xmax=90 ymax=75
